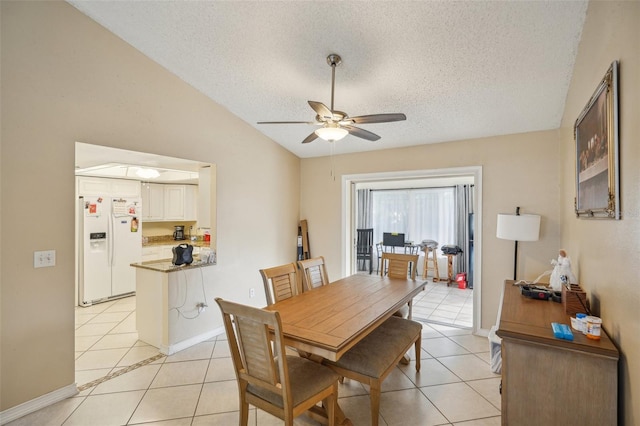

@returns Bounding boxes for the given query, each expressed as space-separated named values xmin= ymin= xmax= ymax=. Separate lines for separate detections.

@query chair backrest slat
xmin=216 ymin=298 xmax=288 ymax=394
xmin=297 ymin=256 xmax=330 ymax=291
xmin=260 ymin=263 xmax=298 ymax=305
xmin=356 ymin=228 xmax=374 ymax=254
xmin=235 ymin=316 xmax=277 ymax=384
xmin=380 ymin=252 xmax=419 ymax=279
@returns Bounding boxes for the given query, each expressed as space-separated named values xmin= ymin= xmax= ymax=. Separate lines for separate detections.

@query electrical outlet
xmin=196 ymin=302 xmax=208 ymax=313
xmin=34 ymin=250 xmax=56 ymax=268
xmin=249 ymin=288 xmax=255 ymax=298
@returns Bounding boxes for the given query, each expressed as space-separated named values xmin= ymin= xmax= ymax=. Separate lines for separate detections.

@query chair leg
xmin=370 ymin=381 xmax=381 ymax=426
xmin=239 ymin=399 xmax=249 ymax=426
xmin=284 ymin=414 xmax=294 ymax=426
xmin=399 ymin=355 xmax=410 ymax=365
xmin=415 ymin=335 xmax=422 ymax=372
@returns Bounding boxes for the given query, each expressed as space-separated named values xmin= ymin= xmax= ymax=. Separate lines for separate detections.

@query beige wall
xmin=301 ymin=130 xmax=561 ymax=330
xmin=2 ymin=0 xmax=638 ymax=423
xmin=0 ymin=1 xmax=299 ymax=411
xmin=559 ymin=2 xmax=639 ymax=424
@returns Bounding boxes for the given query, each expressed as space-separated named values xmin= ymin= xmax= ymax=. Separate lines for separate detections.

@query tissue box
xmin=562 ymin=283 xmax=588 ymax=316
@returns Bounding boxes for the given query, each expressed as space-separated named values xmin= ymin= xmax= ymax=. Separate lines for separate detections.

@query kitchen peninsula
xmin=130 ymin=257 xmax=220 ymax=355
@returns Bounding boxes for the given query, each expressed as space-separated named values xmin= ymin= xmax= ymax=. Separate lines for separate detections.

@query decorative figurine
xmin=549 ymin=249 xmax=578 ymax=291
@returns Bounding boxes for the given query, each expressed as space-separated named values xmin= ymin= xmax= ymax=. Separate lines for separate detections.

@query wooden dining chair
xmin=356 ymin=228 xmax=374 ymax=274
xmin=259 ymin=263 xmax=300 ymax=306
xmin=323 ymin=316 xmax=422 ymax=426
xmin=214 ymin=298 xmax=340 ymax=426
xmin=380 ymin=252 xmax=419 ymax=280
xmin=380 ymin=252 xmax=420 ymax=319
xmin=297 ymin=256 xmax=330 ymax=291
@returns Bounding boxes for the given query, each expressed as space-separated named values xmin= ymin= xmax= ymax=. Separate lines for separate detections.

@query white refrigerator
xmin=78 ymin=195 xmax=142 ymax=306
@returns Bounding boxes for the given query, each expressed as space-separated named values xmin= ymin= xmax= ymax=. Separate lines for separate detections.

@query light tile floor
xmin=412 ymin=281 xmax=474 ymax=328
xmin=9 ymin=283 xmax=499 ymax=426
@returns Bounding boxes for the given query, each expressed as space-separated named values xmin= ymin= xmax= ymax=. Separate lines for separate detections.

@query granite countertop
xmin=131 ymin=257 xmax=216 ymax=273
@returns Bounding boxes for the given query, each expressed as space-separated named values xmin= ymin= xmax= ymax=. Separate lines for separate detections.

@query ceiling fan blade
xmin=343 ymin=125 xmax=381 ymax=141
xmin=301 ymin=132 xmax=319 ymax=144
xmin=308 ymin=101 xmax=333 ymax=120
xmin=257 ymin=121 xmax=317 ymax=124
xmin=346 ymin=113 xmax=407 ymax=125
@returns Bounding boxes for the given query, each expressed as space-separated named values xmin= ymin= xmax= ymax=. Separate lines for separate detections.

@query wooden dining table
xmin=265 ymin=273 xmax=426 ymax=424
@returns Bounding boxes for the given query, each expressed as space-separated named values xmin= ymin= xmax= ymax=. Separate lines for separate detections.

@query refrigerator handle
xmin=78 ymin=197 xmax=85 ymax=298
xmin=108 ymin=212 xmax=114 ymax=267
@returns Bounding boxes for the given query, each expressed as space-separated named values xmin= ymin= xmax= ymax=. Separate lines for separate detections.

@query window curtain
xmin=455 ymin=185 xmax=474 ymax=286
xmin=371 ymin=188 xmax=455 ymax=249
xmin=356 ymin=189 xmax=372 ymax=229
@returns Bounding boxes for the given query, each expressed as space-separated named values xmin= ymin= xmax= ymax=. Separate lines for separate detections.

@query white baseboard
xmin=475 ymin=327 xmax=490 ymax=337
xmin=0 ymin=383 xmax=78 ymax=425
xmin=160 ymin=326 xmax=225 ymax=355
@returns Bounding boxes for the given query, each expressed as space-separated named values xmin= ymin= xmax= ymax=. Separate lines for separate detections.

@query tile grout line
xmin=76 ymin=353 xmax=166 ymax=392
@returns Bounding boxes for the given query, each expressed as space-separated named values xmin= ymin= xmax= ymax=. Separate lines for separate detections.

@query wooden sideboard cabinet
xmin=497 ymin=280 xmax=619 ymax=425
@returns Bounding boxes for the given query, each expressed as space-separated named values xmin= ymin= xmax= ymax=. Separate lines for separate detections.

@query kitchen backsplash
xmin=142 ymin=220 xmax=197 ymax=237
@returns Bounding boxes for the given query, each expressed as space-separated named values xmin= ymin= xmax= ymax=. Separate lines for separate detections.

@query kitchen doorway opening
xmin=341 ymin=166 xmax=482 ymax=332
xmin=73 ymin=142 xmax=216 ymax=390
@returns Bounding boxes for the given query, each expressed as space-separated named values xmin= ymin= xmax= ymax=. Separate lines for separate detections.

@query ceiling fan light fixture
xmin=315 ymin=124 xmax=348 ymax=142
xmin=258 ymin=53 xmax=405 ymax=144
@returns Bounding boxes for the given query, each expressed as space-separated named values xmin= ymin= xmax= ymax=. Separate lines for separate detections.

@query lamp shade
xmin=315 ymin=125 xmax=348 ymax=142
xmin=496 ymin=213 xmax=540 ymax=241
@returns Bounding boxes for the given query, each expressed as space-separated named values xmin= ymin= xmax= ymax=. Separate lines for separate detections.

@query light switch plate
xmin=34 ymin=250 xmax=56 ymax=268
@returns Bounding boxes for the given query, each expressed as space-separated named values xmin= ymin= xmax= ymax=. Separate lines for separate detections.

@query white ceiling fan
xmin=258 ymin=54 xmax=406 ymax=144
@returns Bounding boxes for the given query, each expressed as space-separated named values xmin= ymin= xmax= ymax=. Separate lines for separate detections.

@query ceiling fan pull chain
xmin=330 ymin=142 xmax=336 ymax=181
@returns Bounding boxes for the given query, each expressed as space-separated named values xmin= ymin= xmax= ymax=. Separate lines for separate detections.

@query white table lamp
xmin=497 ymin=207 xmax=540 ymax=280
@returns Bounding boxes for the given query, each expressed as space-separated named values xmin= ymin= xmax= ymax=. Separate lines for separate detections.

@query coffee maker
xmin=173 ymin=225 xmax=186 ymax=241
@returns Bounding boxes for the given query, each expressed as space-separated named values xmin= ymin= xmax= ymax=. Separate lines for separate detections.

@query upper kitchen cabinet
xmin=141 ymin=183 xmax=164 ymax=221
xmin=165 ymin=184 xmax=198 ymax=221
xmin=143 ymin=183 xmax=197 ymax=222
xmin=164 ymin=185 xmax=185 ymax=220
xmin=184 ymin=185 xmax=198 ymax=222
xmin=77 ymin=176 xmax=141 ymax=197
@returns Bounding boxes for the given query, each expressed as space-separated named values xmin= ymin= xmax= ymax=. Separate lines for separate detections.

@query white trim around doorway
xmin=341 ymin=166 xmax=483 ymax=334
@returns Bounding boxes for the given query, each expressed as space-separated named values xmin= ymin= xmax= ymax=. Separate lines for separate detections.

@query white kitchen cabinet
xmin=77 ymin=176 xmax=141 ymax=197
xmin=160 ymin=245 xmax=175 ymax=260
xmin=184 ymin=185 xmax=198 ymax=221
xmin=164 ymin=185 xmax=185 ymax=220
xmin=142 ymin=245 xmax=178 ymax=261
xmin=141 ymin=184 xmax=197 ymax=222
xmin=111 ymin=179 xmax=142 ymax=197
xmin=142 ymin=183 xmax=165 ymax=221
xmin=142 ymin=246 xmax=161 ymax=262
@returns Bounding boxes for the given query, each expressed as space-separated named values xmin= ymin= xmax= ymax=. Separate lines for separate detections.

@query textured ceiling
xmin=68 ymin=1 xmax=588 ymax=159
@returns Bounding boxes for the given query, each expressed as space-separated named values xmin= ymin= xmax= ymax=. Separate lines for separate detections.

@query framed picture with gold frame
xmin=574 ymin=60 xmax=620 ymax=219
